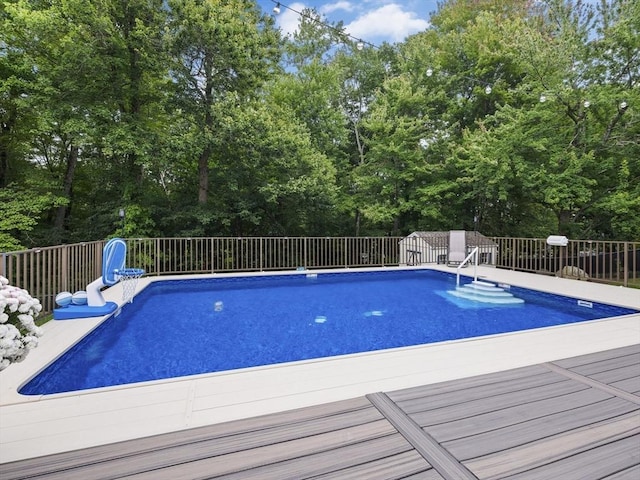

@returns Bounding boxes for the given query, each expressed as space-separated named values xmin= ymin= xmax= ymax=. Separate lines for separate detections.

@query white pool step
xmin=448 ymin=281 xmax=525 ymax=304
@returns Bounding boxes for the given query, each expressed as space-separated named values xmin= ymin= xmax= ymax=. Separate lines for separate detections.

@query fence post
xmin=304 ymin=237 xmax=308 ymax=269
xmin=260 ymin=237 xmax=264 ymax=271
xmin=61 ymin=245 xmax=69 ymax=290
xmin=155 ymin=238 xmax=161 ymax=275
xmin=623 ymin=242 xmax=628 ymax=287
xmin=344 ymin=238 xmax=348 ymax=268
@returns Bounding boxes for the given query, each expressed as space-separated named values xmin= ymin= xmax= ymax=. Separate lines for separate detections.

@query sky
xmin=256 ymin=0 xmax=440 ymax=46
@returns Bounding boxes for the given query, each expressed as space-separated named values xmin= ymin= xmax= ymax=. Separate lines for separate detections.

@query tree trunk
xmin=198 ymin=145 xmax=211 ymax=204
xmin=54 ymin=144 xmax=79 ymax=230
xmin=198 ymin=49 xmax=215 ymax=205
xmin=0 ymin=138 xmax=8 ymax=187
xmin=0 ymin=110 xmax=16 ymax=187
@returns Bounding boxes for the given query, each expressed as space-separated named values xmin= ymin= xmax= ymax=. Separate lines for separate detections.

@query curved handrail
xmin=456 ymin=247 xmax=479 ymax=287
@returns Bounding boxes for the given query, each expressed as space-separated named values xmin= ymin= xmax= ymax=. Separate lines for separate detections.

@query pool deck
xmin=2 ymin=344 xmax=638 ymax=479
xmin=0 ymin=266 xmax=639 ymax=473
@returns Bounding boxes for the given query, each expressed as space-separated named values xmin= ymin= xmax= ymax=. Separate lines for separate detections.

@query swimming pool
xmin=20 ymin=269 xmax=637 ymax=395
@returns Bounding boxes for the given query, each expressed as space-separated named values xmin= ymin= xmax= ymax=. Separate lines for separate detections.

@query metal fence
xmin=492 ymin=237 xmax=639 ymax=286
xmin=1 ymin=236 xmax=638 ymax=314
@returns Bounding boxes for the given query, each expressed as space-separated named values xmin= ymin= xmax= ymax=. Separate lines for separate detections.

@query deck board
xmin=463 ymin=413 xmax=640 ymax=479
xmin=392 ymin=369 xmax=567 ymax=415
xmin=409 ymin=379 xmax=591 ymax=428
xmin=300 ymin=450 xmax=441 ymax=480
xmin=553 ymin=344 xmax=639 ymax=369
xmin=367 ymin=392 xmax=477 ymax=480
xmin=423 ymin=388 xmax=614 ymax=441
xmin=588 ymin=364 xmax=640 ymax=384
xmin=501 ymin=434 xmax=640 ymax=480
xmin=1 ymin=345 xmax=638 ymax=480
xmin=556 ymin=347 xmax=640 ymax=374
xmin=441 ymin=399 xmax=639 ymax=459
xmin=602 ymin=464 xmax=640 ymax=479
xmin=610 ymin=376 xmax=640 ymax=395
xmin=0 ymin=397 xmax=379 ymax=479
xmin=387 ymin=365 xmax=550 ymax=405
xmin=202 ymin=436 xmax=426 ymax=480
xmin=127 ymin=433 xmax=412 ymax=480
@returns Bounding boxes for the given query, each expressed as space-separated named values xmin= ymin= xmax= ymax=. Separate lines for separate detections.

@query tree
xmin=273 ymin=8 xmax=392 ymax=235
xmin=456 ymin=0 xmax=640 ymax=239
xmin=0 ymin=183 xmax=66 ymax=251
xmin=0 ymin=1 xmax=36 ymax=189
xmin=356 ymin=2 xmax=532 ymax=234
xmin=2 ymin=0 xmax=170 ymax=243
xmin=168 ymin=0 xmax=280 ymax=206
xmin=1 ymin=0 xmax=636 ymax=244
xmin=354 ymin=74 xmax=429 ymax=235
xmin=207 ymin=96 xmax=338 ymax=235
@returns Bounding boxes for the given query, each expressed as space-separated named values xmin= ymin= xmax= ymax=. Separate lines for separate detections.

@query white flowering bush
xmin=0 ymin=275 xmax=44 ymax=371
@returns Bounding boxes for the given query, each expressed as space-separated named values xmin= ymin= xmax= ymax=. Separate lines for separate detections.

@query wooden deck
xmin=1 ymin=344 xmax=638 ymax=480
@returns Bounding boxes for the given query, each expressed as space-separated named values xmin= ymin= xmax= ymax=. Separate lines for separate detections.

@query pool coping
xmin=1 ymin=265 xmax=639 ymax=463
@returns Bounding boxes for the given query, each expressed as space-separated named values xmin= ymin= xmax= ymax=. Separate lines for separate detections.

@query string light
xmin=426 ymin=68 xmax=494 ymax=94
xmin=539 ymin=93 xmax=595 ymax=108
xmin=269 ymin=0 xmax=376 ymax=50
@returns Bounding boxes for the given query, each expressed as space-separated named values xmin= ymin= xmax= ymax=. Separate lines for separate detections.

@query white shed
xmin=399 ymin=231 xmax=498 ymax=266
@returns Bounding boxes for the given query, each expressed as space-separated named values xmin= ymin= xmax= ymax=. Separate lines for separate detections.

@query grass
xmin=627 ymin=279 xmax=640 ymax=289
xmin=36 ymin=313 xmax=53 ymax=327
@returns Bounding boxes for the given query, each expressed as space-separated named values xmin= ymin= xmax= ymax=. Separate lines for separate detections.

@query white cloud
xmin=320 ymin=1 xmax=355 ymax=15
xmin=274 ymin=2 xmax=306 ymax=37
xmin=273 ymin=1 xmax=430 ymax=44
xmin=345 ymin=3 xmax=429 ymax=43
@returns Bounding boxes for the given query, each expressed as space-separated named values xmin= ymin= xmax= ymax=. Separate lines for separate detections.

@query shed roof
xmin=410 ymin=231 xmax=497 ymax=247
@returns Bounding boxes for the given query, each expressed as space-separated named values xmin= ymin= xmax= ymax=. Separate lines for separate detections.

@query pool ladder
xmin=456 ymin=247 xmax=479 ymax=287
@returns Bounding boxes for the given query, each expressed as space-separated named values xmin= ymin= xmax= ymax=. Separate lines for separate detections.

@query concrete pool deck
xmin=0 ymin=266 xmax=638 ymax=463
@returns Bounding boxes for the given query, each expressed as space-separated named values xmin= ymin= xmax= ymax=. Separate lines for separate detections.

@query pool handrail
xmin=456 ymin=247 xmax=479 ymax=288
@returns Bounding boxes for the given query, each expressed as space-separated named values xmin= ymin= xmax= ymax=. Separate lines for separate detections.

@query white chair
xmin=447 ymin=230 xmax=467 ymax=266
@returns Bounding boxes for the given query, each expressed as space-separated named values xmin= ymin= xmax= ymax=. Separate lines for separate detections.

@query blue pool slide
xmin=54 ymin=238 xmax=127 ymax=320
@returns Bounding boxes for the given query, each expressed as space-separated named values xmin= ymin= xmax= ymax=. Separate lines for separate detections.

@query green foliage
xmin=0 ymin=184 xmax=67 ymax=251
xmin=0 ymin=0 xmax=638 ymax=244
xmin=207 ymin=95 xmax=338 ymax=235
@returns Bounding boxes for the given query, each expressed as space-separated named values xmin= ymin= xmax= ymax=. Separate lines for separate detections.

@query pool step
xmin=448 ymin=281 xmax=525 ymax=304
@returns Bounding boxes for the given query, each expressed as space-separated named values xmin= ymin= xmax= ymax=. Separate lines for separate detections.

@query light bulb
xmin=539 ymin=95 xmax=547 ymax=103
xmin=273 ymin=3 xmax=281 ymax=14
xmin=356 ymin=41 xmax=364 ymax=51
xmin=426 ymin=68 xmax=433 ymax=77
xmin=484 ymin=85 xmax=492 ymax=95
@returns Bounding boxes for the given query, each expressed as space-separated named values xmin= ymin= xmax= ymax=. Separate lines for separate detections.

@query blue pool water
xmin=20 ymin=270 xmax=637 ymax=395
